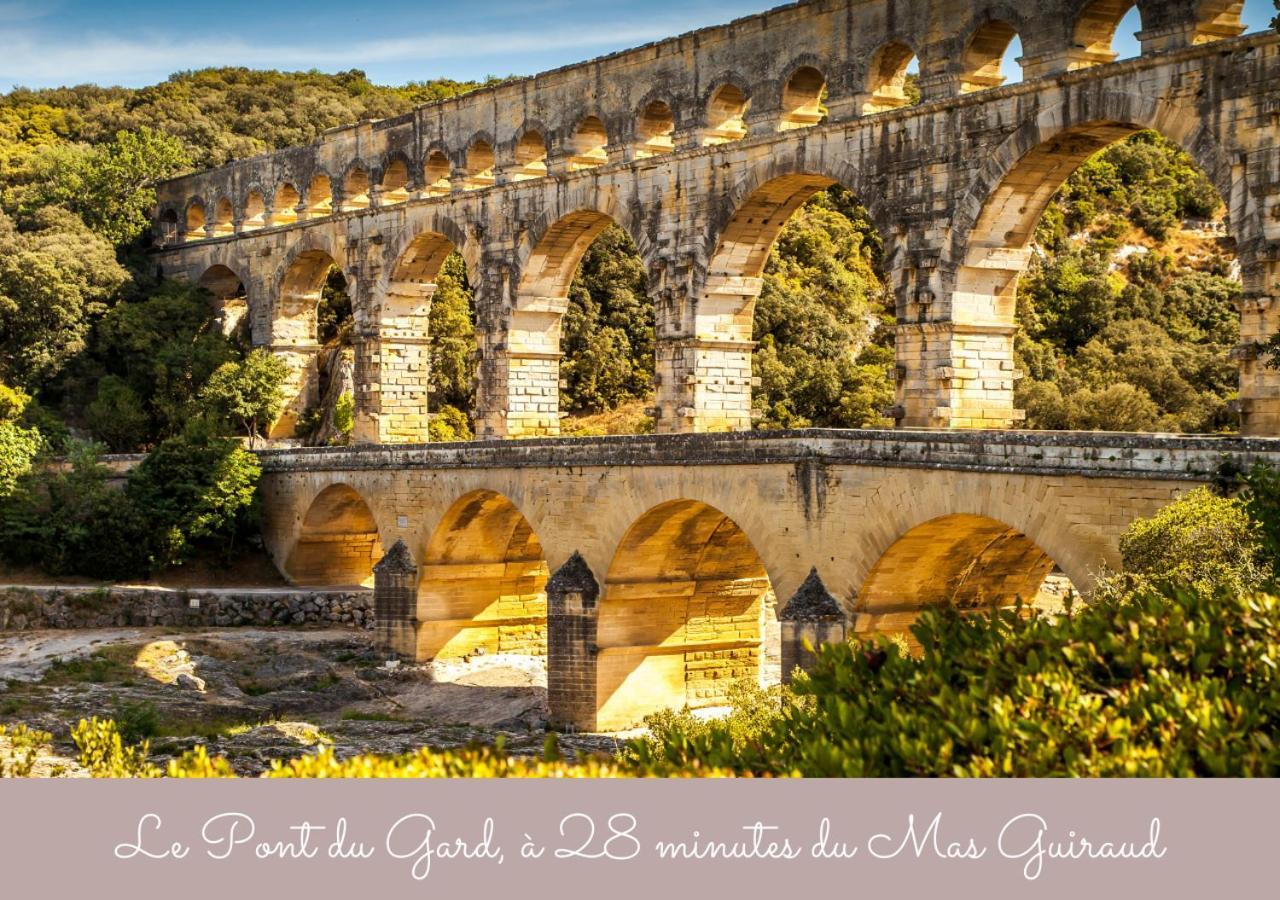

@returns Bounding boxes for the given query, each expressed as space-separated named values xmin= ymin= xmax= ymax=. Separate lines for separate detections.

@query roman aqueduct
xmin=148 ymin=0 xmax=1280 ymax=729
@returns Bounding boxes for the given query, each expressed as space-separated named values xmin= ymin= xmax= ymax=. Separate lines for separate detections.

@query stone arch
xmin=184 ymin=199 xmax=206 ymax=239
xmin=242 ymin=188 xmax=267 ymax=231
xmin=198 ymin=263 xmax=248 ymax=336
xmin=305 ymin=172 xmax=333 ymax=216
xmin=157 ymin=207 xmax=179 ymax=244
xmin=271 ymin=239 xmax=348 ymax=437
xmin=512 ymin=128 xmax=548 ymax=181
xmin=211 ymin=197 xmax=235 ymax=237
xmin=380 ymin=156 xmax=411 ymax=203
xmin=569 ymin=115 xmax=609 ymax=170
xmin=778 ymin=64 xmax=827 ymax=130
xmin=941 ymin=93 xmax=1240 ymax=430
xmin=1194 ymin=0 xmax=1246 ymax=43
xmin=416 ymin=490 xmax=550 ymax=659
xmin=863 ymin=40 xmax=919 ymax=113
xmin=341 ymin=162 xmax=372 ymax=211
xmin=959 ymin=17 xmax=1022 ymax=92
xmin=284 ymin=483 xmax=382 ymax=587
xmin=595 ymin=499 xmax=774 ymax=730
xmin=854 ymin=513 xmax=1070 ymax=646
xmin=464 ymin=136 xmax=496 ymax=189
xmin=1071 ymin=0 xmax=1142 ymax=66
xmin=273 ymin=182 xmax=301 ymax=226
xmin=381 ymin=213 xmax=476 ymax=288
xmin=635 ymin=98 xmax=675 ymax=158
xmin=702 ymin=79 xmax=751 ymax=145
xmin=423 ymin=149 xmax=451 ymax=196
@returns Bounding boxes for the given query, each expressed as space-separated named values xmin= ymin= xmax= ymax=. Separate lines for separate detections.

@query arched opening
xmin=158 ymin=208 xmax=178 ymax=244
xmin=960 ymin=20 xmax=1022 ymax=92
xmin=242 ymin=190 xmax=267 ymax=231
xmin=198 ymin=264 xmax=248 ymax=338
xmin=424 ymin=151 xmax=451 ymax=196
xmin=960 ymin=125 xmax=1238 ymax=434
xmin=512 ymin=131 xmax=548 ymax=181
xmin=703 ymin=83 xmax=749 ymax=145
xmin=417 ymin=490 xmax=549 ymax=659
xmin=342 ymin=165 xmax=371 ymax=211
xmin=464 ymin=140 xmax=496 ymax=190
xmin=377 ymin=230 xmax=474 ymax=443
xmin=284 ymin=484 xmax=381 ymax=587
xmin=305 ymin=174 xmax=333 ymax=216
xmin=1194 ymin=0 xmax=1247 ymax=43
xmin=494 ymin=210 xmax=653 ymax=438
xmin=380 ymin=158 xmax=410 ymax=204
xmin=185 ymin=201 xmax=206 ymax=239
xmin=1072 ymin=1 xmax=1142 ymax=67
xmin=635 ymin=101 xmax=674 ymax=158
xmin=273 ymin=183 xmax=300 ymax=226
xmin=569 ymin=116 xmax=609 ymax=170
xmin=698 ymin=175 xmax=895 ymax=432
xmin=856 ymin=514 xmax=1075 ymax=649
xmin=211 ymin=197 xmax=235 ymax=237
xmin=596 ymin=500 xmax=774 ymax=731
xmin=272 ymin=248 xmax=347 ymax=439
xmin=779 ymin=66 xmax=826 ymax=130
xmin=863 ymin=42 xmax=920 ymax=113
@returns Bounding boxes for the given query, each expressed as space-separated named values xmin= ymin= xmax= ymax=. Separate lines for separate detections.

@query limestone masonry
xmin=143 ymin=0 xmax=1280 ymax=729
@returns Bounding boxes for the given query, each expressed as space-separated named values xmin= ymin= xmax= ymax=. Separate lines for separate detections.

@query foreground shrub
xmin=0 ymin=724 xmax=52 ymax=777
xmin=630 ymin=581 xmax=1280 ymax=777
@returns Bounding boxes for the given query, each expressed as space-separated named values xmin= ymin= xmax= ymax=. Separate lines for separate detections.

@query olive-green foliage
xmin=200 ymin=349 xmax=290 ymax=443
xmin=561 ymin=226 xmax=654 ymax=413
xmin=1117 ymin=486 xmax=1269 ymax=594
xmin=6 ymin=127 xmax=189 ymax=245
xmin=0 ymin=383 xmax=41 ymax=498
xmin=428 ymin=404 xmax=474 ymax=442
xmin=752 ymin=186 xmax=895 ymax=429
xmin=630 ymin=582 xmax=1280 ymax=776
xmin=1243 ymin=461 xmax=1280 ymax=569
xmin=0 ymin=434 xmax=261 ymax=579
xmin=1015 ymin=132 xmax=1238 ymax=433
xmin=0 ymin=207 xmax=128 ymax=389
xmin=316 ymin=267 xmax=352 ymax=346
xmin=428 ymin=253 xmax=476 ymax=417
xmin=87 ymin=279 xmax=241 ymax=447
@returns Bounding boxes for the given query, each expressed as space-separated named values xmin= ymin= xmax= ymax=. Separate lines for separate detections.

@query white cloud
xmin=0 ymin=6 xmax=744 ymax=87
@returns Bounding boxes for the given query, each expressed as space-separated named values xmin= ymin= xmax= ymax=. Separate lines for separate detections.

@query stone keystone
xmin=780 ymin=567 xmax=844 ymax=621
xmin=546 ymin=551 xmax=599 ymax=608
xmin=373 ymin=538 xmax=416 ymax=575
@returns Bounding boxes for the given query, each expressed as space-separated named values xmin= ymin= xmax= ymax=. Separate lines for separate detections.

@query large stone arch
xmin=270 ymin=237 xmax=350 ymax=438
xmin=415 ymin=489 xmax=550 ymax=660
xmin=283 ymin=482 xmax=383 ymax=587
xmin=197 ymin=263 xmax=248 ymax=337
xmin=854 ymin=513 xmax=1066 ymax=646
xmin=657 ymin=154 xmax=886 ymax=435
xmin=593 ymin=498 xmax=775 ymax=731
xmin=931 ymin=89 xmax=1249 ymax=431
xmin=477 ymin=195 xmax=653 ymax=439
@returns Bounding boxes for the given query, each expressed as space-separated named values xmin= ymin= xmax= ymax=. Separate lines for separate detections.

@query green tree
xmin=0 ymin=382 xmax=41 ymax=498
xmin=199 ymin=349 xmax=290 ymax=444
xmin=0 ymin=207 xmax=127 ymax=388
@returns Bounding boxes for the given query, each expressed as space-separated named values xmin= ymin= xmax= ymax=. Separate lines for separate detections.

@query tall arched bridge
xmin=147 ymin=0 xmax=1280 ymax=729
xmin=151 ymin=0 xmax=1280 ymax=441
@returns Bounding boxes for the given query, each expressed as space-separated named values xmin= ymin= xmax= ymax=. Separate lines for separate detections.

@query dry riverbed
xmin=0 ymin=627 xmax=624 ymax=776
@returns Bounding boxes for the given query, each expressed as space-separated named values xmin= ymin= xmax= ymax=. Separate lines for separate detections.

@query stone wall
xmin=0 ymin=585 xmax=373 ymax=631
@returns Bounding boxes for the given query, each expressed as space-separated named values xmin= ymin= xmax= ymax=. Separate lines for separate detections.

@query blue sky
xmin=0 ymin=0 xmax=1273 ymax=90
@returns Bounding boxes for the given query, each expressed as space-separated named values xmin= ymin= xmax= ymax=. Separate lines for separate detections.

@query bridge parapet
xmin=255 ymin=428 xmax=1280 ymax=481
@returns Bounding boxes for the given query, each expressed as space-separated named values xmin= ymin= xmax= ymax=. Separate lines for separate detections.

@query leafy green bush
xmin=0 ymin=723 xmax=52 ymax=777
xmin=1117 ymin=486 xmax=1268 ymax=593
xmin=200 ymin=348 xmax=289 ymax=444
xmin=629 ymin=581 xmax=1280 ymax=777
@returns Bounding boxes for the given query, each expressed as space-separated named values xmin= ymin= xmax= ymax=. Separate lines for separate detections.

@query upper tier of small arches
xmin=154 ymin=0 xmax=1256 ymax=245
